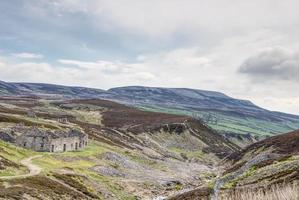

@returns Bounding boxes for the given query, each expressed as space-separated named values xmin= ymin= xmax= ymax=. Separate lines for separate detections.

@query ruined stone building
xmin=57 ymin=118 xmax=68 ymax=124
xmin=15 ymin=128 xmax=88 ymax=152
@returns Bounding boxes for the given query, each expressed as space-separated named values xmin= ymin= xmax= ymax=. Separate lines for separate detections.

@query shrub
xmin=221 ymin=183 xmax=298 ymax=200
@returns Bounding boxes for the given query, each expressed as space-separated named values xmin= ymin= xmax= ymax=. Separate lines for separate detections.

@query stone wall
xmin=50 ymin=135 xmax=88 ymax=152
xmin=16 ymin=135 xmax=51 ymax=152
xmin=16 ymin=134 xmax=88 ymax=152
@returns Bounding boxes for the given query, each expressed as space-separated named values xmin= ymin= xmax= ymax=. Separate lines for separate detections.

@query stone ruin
xmin=57 ymin=118 xmax=68 ymax=124
xmin=0 ymin=125 xmax=88 ymax=152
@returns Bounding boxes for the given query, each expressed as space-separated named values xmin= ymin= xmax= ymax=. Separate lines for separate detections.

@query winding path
xmin=0 ymin=155 xmax=42 ymax=180
xmin=0 ymin=155 xmax=90 ymax=198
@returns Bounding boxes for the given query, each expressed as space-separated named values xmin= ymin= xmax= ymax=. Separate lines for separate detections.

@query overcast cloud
xmin=1 ymin=0 xmax=299 ymax=114
xmin=239 ymin=47 xmax=299 ymax=81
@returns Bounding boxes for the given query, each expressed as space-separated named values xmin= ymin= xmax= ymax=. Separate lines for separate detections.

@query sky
xmin=1 ymin=0 xmax=299 ymax=114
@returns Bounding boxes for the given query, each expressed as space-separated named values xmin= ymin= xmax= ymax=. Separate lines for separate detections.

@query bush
xmin=221 ymin=183 xmax=298 ymax=200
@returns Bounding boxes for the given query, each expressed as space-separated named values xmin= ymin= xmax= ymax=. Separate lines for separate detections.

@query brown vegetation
xmin=61 ymin=99 xmax=239 ymax=157
xmin=228 ymin=129 xmax=299 ymax=163
xmin=0 ymin=155 xmax=19 ymax=170
xmin=66 ymin=99 xmax=190 ymax=132
xmin=247 ymin=129 xmax=299 ymax=155
xmin=0 ymin=176 xmax=85 ymax=199
xmin=221 ymin=183 xmax=298 ymax=200
xmin=53 ymin=173 xmax=100 ymax=199
xmin=0 ymin=114 xmax=59 ymax=129
xmin=167 ymin=187 xmax=212 ymax=200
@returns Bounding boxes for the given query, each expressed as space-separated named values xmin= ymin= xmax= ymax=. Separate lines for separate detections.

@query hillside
xmin=1 ymin=81 xmax=299 ymax=143
xmin=168 ymin=129 xmax=299 ymax=199
xmin=211 ymin=129 xmax=299 ymax=199
xmin=0 ymin=81 xmax=106 ymax=98
xmin=0 ymin=96 xmax=239 ymax=199
xmin=106 ymin=86 xmax=299 ymax=141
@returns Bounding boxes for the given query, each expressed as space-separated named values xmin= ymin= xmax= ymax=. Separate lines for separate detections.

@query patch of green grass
xmin=33 ymin=141 xmax=115 ymax=173
xmin=0 ymin=166 xmax=28 ymax=176
xmin=85 ymin=171 xmax=137 ymax=200
xmin=207 ymin=180 xmax=216 ymax=189
xmin=33 ymin=141 xmax=129 ymax=176
xmin=136 ymin=105 xmax=299 ymax=137
xmin=0 ymin=140 xmax=37 ymax=162
xmin=0 ymin=140 xmax=37 ymax=177
xmin=222 ymin=166 xmax=258 ymax=189
xmin=137 ymin=105 xmax=191 ymax=117
xmin=59 ymin=141 xmax=108 ymax=157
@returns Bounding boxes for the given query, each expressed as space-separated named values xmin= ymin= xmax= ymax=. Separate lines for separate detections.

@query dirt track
xmin=0 ymin=155 xmax=42 ymax=180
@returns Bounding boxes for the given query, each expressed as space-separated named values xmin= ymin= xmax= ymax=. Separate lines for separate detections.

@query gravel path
xmin=0 ymin=155 xmax=42 ymax=180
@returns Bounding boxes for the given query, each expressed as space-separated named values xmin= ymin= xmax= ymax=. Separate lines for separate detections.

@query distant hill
xmin=0 ymin=81 xmax=106 ymax=97
xmin=1 ymin=81 xmax=299 ymax=141
xmin=106 ymin=86 xmax=299 ymax=139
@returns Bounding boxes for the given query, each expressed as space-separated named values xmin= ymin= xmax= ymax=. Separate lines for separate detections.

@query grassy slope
xmin=0 ymin=140 xmax=36 ymax=176
xmin=0 ymin=140 xmax=137 ymax=199
xmin=36 ymin=142 xmax=137 ymax=199
xmin=219 ymin=130 xmax=299 ymax=192
xmin=137 ymin=105 xmax=299 ymax=137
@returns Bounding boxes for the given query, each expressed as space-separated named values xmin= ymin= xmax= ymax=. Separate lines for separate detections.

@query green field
xmin=137 ymin=105 xmax=299 ymax=137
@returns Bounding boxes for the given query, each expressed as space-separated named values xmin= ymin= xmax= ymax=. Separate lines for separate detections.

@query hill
xmin=0 ymin=96 xmax=239 ymax=199
xmin=168 ymin=129 xmax=299 ymax=200
xmin=0 ymin=81 xmax=106 ymax=97
xmin=212 ymin=129 xmax=299 ymax=199
xmin=1 ymin=81 xmax=299 ymax=143
xmin=106 ymin=86 xmax=299 ymax=141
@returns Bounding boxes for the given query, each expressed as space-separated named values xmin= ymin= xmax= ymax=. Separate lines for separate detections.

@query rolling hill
xmin=1 ymin=81 xmax=299 ymax=143
xmin=0 ymin=96 xmax=239 ymax=199
xmin=106 ymin=86 xmax=299 ymax=140
xmin=0 ymin=88 xmax=298 ymax=199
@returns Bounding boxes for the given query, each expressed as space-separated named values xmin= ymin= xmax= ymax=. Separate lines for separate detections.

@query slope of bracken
xmin=228 ymin=129 xmax=299 ymax=163
xmin=168 ymin=130 xmax=299 ymax=200
xmin=245 ymin=129 xmax=299 ymax=155
xmin=57 ymin=99 xmax=240 ymax=158
xmin=215 ymin=129 xmax=299 ymax=197
xmin=66 ymin=99 xmax=190 ymax=130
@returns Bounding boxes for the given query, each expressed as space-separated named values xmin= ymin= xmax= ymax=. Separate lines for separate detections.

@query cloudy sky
xmin=1 ymin=0 xmax=299 ymax=114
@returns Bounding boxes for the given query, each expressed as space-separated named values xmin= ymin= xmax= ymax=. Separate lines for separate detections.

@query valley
xmin=0 ymin=91 xmax=298 ymax=199
xmin=0 ymin=96 xmax=238 ymax=199
xmin=1 ymin=82 xmax=299 ymax=145
xmin=2 ymin=1 xmax=299 ymax=199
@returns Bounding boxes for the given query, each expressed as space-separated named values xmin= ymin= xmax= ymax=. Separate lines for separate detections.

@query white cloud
xmin=58 ymin=59 xmax=127 ymax=74
xmin=2 ymin=1 xmax=299 ymax=114
xmin=2 ymin=42 xmax=299 ymax=114
xmin=0 ymin=62 xmax=5 ymax=67
xmin=45 ymin=0 xmax=299 ymax=39
xmin=12 ymin=52 xmax=44 ymax=59
xmin=132 ymin=72 xmax=156 ymax=81
xmin=253 ymin=97 xmax=299 ymax=115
